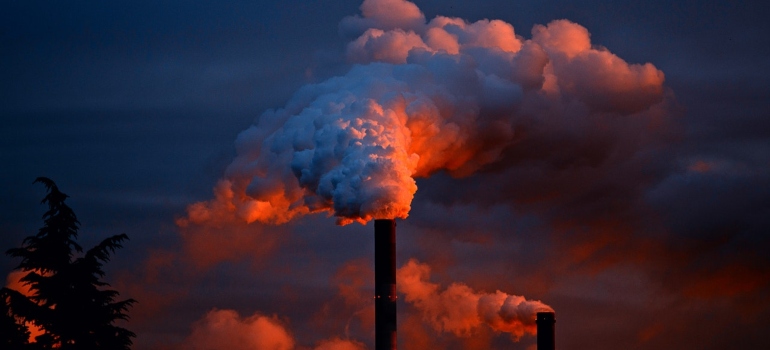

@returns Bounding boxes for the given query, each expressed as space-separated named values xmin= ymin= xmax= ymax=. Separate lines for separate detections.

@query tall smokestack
xmin=374 ymin=219 xmax=397 ymax=350
xmin=537 ymin=312 xmax=555 ymax=350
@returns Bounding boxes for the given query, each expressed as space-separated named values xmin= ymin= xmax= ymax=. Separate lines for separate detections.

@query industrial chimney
xmin=536 ymin=312 xmax=555 ymax=350
xmin=374 ymin=219 xmax=397 ymax=350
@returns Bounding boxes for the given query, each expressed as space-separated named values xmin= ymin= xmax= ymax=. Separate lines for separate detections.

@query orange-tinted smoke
xmin=397 ymin=259 xmax=553 ymax=341
xmin=314 ymin=337 xmax=368 ymax=350
xmin=180 ymin=308 xmax=367 ymax=350
xmin=182 ymin=0 xmax=668 ymax=227
xmin=311 ymin=259 xmax=375 ymax=341
xmin=182 ymin=309 xmax=295 ymax=350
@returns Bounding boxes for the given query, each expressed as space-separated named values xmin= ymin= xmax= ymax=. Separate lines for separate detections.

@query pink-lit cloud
xmin=179 ymin=308 xmax=367 ymax=350
xmin=181 ymin=309 xmax=295 ymax=350
xmin=398 ymin=259 xmax=552 ymax=341
xmin=183 ymin=0 xmax=669 ymax=227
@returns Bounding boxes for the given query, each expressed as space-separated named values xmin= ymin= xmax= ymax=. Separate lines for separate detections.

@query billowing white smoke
xmin=183 ymin=0 xmax=666 ymax=225
xmin=397 ymin=259 xmax=552 ymax=340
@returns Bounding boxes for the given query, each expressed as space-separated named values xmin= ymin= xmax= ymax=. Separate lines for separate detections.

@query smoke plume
xmin=397 ymin=259 xmax=552 ymax=340
xmin=182 ymin=309 xmax=295 ymax=350
xmin=181 ymin=309 xmax=366 ymax=350
xmin=184 ymin=0 xmax=667 ymax=226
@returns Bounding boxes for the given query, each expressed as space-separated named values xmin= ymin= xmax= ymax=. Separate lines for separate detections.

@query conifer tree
xmin=0 ymin=288 xmax=32 ymax=349
xmin=5 ymin=178 xmax=136 ymax=349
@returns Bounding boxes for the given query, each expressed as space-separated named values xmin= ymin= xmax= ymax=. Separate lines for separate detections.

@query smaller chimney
xmin=536 ymin=312 xmax=555 ymax=350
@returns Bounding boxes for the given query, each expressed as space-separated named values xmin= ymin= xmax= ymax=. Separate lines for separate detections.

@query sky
xmin=2 ymin=0 xmax=769 ymax=349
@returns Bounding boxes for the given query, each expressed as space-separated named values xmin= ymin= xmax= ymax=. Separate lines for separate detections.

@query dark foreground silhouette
xmin=2 ymin=177 xmax=136 ymax=350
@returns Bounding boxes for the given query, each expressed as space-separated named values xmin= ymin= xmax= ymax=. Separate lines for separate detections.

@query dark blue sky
xmin=2 ymin=1 xmax=769 ymax=349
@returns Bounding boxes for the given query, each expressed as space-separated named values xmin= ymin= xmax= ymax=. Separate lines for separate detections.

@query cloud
xmin=313 ymin=338 xmax=367 ymax=350
xmin=347 ymin=28 xmax=428 ymax=64
xmin=339 ymin=0 xmax=426 ymax=37
xmin=181 ymin=309 xmax=295 ymax=350
xmin=184 ymin=0 xmax=670 ymax=227
xmin=311 ymin=258 xmax=375 ymax=342
xmin=397 ymin=259 xmax=552 ymax=341
xmin=180 ymin=309 xmax=367 ymax=350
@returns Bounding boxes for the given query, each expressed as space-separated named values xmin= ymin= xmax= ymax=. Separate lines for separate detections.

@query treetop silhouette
xmin=2 ymin=177 xmax=136 ymax=349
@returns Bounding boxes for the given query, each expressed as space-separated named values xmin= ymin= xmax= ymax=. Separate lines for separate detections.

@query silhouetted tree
xmin=1 ymin=288 xmax=32 ymax=349
xmin=5 ymin=178 xmax=136 ymax=349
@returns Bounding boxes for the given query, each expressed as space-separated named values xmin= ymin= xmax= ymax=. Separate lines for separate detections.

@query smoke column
xmin=182 ymin=0 xmax=667 ymax=228
xmin=179 ymin=0 xmax=671 ymax=344
xmin=397 ymin=259 xmax=553 ymax=340
xmin=374 ymin=219 xmax=397 ymax=349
